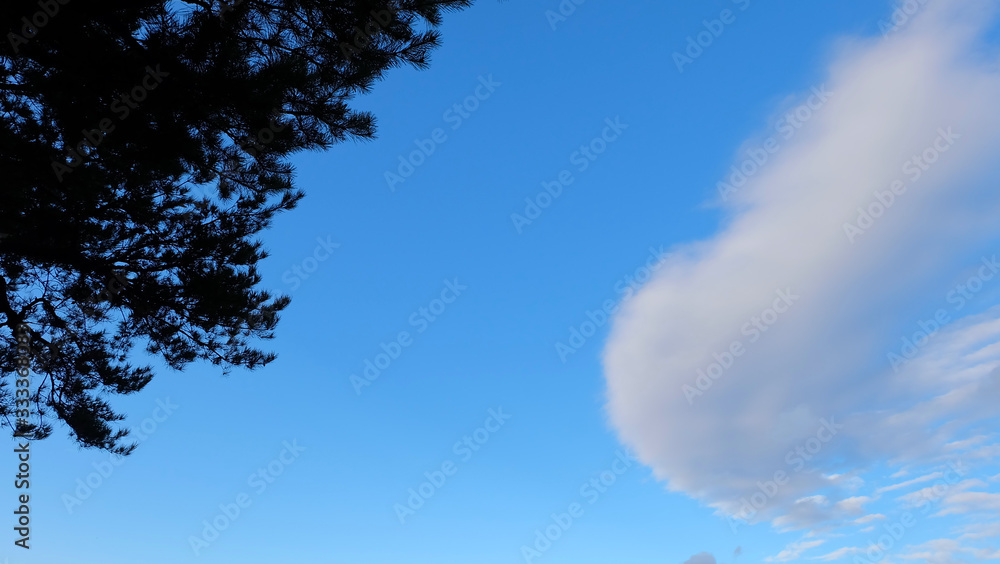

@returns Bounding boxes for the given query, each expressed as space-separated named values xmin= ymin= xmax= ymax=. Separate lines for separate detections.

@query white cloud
xmin=896 ymin=478 xmax=984 ymax=509
xmin=854 ymin=513 xmax=885 ymax=524
xmin=874 ymin=472 xmax=943 ymax=495
xmin=937 ymin=489 xmax=1000 ymax=516
xmin=812 ymin=546 xmax=859 ymax=561
xmin=945 ymin=435 xmax=990 ymax=451
xmin=766 ymin=540 xmax=826 ymax=562
xmin=603 ymin=0 xmax=1000 ymax=534
xmin=683 ymin=552 xmax=716 ymax=564
xmin=899 ymin=539 xmax=964 ymax=563
xmin=959 ymin=521 xmax=1000 ymax=540
xmin=901 ymin=538 xmax=1000 ymax=562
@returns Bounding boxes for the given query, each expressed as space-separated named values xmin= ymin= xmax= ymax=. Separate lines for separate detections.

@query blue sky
xmin=15 ymin=1 xmax=1000 ymax=563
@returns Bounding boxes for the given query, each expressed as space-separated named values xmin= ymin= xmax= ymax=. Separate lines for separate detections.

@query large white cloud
xmin=602 ymin=0 xmax=1000 ymax=540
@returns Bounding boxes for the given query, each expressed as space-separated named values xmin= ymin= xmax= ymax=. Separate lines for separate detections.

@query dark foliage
xmin=0 ymin=0 xmax=471 ymax=454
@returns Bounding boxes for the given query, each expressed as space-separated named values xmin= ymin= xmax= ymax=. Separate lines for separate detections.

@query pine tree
xmin=0 ymin=0 xmax=472 ymax=454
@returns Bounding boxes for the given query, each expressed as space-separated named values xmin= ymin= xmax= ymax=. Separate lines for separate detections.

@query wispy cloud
xmin=875 ymin=472 xmax=943 ymax=495
xmin=765 ymin=539 xmax=825 ymax=562
xmin=812 ymin=546 xmax=860 ymax=561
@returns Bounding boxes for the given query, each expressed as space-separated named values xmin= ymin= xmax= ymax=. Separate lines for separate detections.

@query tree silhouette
xmin=0 ymin=0 xmax=471 ymax=454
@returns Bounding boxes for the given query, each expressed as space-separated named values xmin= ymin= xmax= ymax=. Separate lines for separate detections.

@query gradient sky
xmin=13 ymin=1 xmax=1000 ymax=564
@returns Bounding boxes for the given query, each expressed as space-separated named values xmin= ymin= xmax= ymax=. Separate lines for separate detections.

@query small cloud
xmin=766 ymin=540 xmax=826 ymax=562
xmin=944 ymin=435 xmax=990 ymax=451
xmin=683 ymin=552 xmax=717 ymax=564
xmin=875 ymin=472 xmax=943 ymax=495
xmin=812 ymin=547 xmax=860 ymax=561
